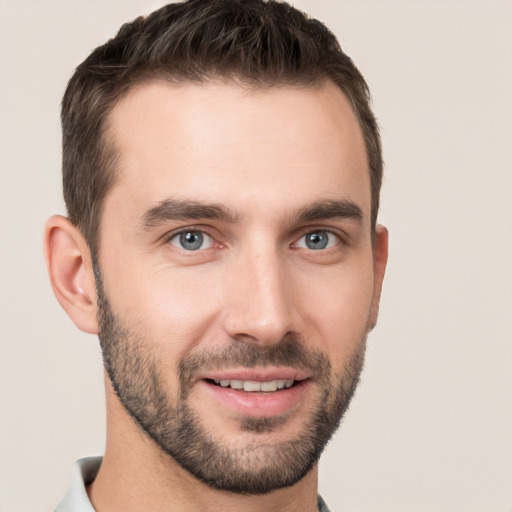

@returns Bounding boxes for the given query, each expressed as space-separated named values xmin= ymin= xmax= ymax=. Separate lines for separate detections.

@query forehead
xmin=104 ymin=80 xmax=370 ymax=226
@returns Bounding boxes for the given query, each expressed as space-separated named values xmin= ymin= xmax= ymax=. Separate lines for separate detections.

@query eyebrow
xmin=140 ymin=199 xmax=239 ymax=229
xmin=294 ymin=199 xmax=363 ymax=223
xmin=140 ymin=197 xmax=363 ymax=231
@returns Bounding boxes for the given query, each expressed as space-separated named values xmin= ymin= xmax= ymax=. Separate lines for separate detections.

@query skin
xmin=45 ymin=80 xmax=388 ymax=512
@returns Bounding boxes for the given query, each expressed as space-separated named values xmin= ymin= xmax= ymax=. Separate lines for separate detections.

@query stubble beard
xmin=95 ymin=271 xmax=368 ymax=494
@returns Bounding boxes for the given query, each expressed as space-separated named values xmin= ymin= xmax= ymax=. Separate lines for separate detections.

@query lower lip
xmin=199 ymin=379 xmax=310 ymax=418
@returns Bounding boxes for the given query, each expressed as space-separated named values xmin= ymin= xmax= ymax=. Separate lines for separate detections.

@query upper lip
xmin=199 ymin=367 xmax=310 ymax=383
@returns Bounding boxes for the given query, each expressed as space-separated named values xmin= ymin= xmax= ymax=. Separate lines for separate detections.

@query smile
xmin=201 ymin=374 xmax=310 ymax=418
xmin=211 ymin=379 xmax=295 ymax=392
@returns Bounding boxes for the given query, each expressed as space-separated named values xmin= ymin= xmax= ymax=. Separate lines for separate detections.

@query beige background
xmin=1 ymin=1 xmax=511 ymax=511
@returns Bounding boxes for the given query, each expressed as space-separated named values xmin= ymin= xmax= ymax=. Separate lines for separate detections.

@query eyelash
xmin=168 ymin=229 xmax=218 ymax=252
xmin=292 ymin=230 xmax=341 ymax=251
xmin=166 ymin=228 xmax=343 ymax=253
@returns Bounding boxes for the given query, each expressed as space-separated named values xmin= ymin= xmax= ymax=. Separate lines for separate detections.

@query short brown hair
xmin=62 ymin=0 xmax=382 ymax=254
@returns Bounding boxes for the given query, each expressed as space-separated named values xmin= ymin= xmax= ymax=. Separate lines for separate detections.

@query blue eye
xmin=296 ymin=230 xmax=339 ymax=250
xmin=169 ymin=230 xmax=213 ymax=251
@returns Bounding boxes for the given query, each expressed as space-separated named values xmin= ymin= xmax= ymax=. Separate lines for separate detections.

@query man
xmin=44 ymin=0 xmax=388 ymax=510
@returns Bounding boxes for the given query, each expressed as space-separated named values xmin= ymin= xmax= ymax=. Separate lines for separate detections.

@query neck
xmin=88 ymin=382 xmax=320 ymax=512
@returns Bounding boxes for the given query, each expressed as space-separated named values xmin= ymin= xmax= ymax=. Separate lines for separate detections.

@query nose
xmin=222 ymin=244 xmax=297 ymax=345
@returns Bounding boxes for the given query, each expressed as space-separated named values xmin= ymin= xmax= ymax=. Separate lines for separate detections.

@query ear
xmin=368 ymin=225 xmax=389 ymax=329
xmin=44 ymin=215 xmax=99 ymax=334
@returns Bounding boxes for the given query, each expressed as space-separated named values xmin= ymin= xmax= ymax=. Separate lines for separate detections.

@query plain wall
xmin=1 ymin=1 xmax=511 ymax=511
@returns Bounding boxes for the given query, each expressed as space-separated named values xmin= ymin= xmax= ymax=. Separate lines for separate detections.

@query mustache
xmin=178 ymin=335 xmax=331 ymax=393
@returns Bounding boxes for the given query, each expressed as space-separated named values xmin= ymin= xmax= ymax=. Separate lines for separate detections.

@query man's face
xmin=96 ymin=80 xmax=385 ymax=493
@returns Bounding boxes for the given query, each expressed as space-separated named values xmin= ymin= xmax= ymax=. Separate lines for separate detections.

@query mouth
xmin=198 ymin=371 xmax=311 ymax=418
xmin=207 ymin=378 xmax=298 ymax=393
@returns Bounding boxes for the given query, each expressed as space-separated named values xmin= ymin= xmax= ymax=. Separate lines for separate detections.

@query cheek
xmin=296 ymin=259 xmax=374 ymax=367
xmin=108 ymin=265 xmax=225 ymax=355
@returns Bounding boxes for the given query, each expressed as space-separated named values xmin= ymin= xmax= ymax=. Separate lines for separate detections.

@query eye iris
xmin=180 ymin=231 xmax=203 ymax=250
xmin=306 ymin=231 xmax=329 ymax=250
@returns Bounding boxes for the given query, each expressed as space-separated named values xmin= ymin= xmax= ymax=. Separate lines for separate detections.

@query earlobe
xmin=369 ymin=225 xmax=389 ymax=330
xmin=44 ymin=215 xmax=99 ymax=334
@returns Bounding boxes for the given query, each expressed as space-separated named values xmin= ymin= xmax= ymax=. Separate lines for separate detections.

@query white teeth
xmin=230 ymin=380 xmax=244 ymax=390
xmin=243 ymin=381 xmax=261 ymax=392
xmin=213 ymin=378 xmax=296 ymax=392
xmin=260 ymin=380 xmax=278 ymax=392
